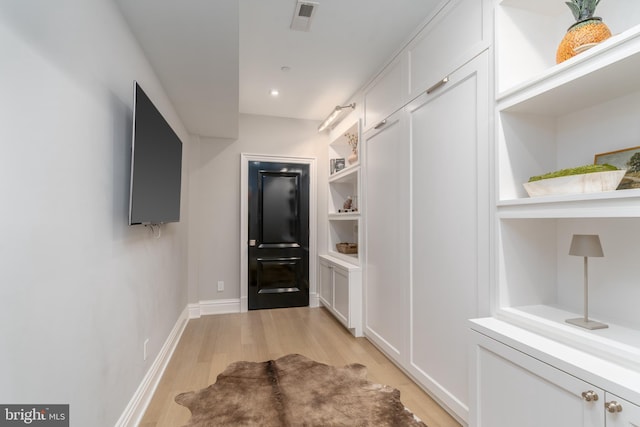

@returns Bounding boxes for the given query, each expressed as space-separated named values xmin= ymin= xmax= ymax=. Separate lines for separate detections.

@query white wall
xmin=0 ymin=2 xmax=189 ymax=425
xmin=189 ymin=114 xmax=328 ymax=303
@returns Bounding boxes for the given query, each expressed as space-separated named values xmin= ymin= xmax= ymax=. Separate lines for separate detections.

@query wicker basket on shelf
xmin=335 ymin=243 xmax=358 ymax=254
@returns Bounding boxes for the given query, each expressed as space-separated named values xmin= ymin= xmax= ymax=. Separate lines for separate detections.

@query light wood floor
xmin=140 ymin=306 xmax=462 ymax=427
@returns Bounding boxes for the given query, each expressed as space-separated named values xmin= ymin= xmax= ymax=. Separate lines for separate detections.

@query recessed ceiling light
xmin=270 ymin=89 xmax=280 ymax=97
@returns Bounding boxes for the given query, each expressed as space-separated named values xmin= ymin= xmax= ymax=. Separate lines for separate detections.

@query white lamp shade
xmin=569 ymin=234 xmax=604 ymax=257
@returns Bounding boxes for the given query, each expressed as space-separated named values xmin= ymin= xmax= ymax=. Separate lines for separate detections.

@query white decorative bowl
xmin=523 ymin=170 xmax=626 ymax=198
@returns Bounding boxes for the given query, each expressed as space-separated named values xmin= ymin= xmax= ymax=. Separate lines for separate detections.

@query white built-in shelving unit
xmin=319 ymin=120 xmax=363 ymax=336
xmin=468 ymin=2 xmax=640 ymax=425
xmin=469 ymin=3 xmax=640 ymax=425
xmin=326 ymin=122 xmax=361 ymax=264
xmin=494 ymin=0 xmax=640 ymax=368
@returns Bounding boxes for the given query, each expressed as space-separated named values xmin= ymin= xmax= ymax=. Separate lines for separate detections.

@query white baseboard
xmin=188 ymin=298 xmax=241 ymax=318
xmin=188 ymin=303 xmax=201 ymax=319
xmin=309 ymin=292 xmax=319 ymax=308
xmin=115 ymin=306 xmax=189 ymax=427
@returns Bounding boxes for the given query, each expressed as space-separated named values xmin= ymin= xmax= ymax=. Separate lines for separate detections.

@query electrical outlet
xmin=217 ymin=281 xmax=224 ymax=292
xmin=143 ymin=338 xmax=149 ymax=361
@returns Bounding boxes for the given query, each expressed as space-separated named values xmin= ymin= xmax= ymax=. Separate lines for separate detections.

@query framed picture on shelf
xmin=594 ymin=145 xmax=640 ymax=189
xmin=330 ymin=158 xmax=345 ymax=175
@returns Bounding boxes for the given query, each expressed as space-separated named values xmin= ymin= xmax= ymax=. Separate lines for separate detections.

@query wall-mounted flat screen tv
xmin=128 ymin=81 xmax=183 ymax=225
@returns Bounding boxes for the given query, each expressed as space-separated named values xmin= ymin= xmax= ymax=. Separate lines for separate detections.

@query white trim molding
xmin=115 ymin=306 xmax=189 ymax=427
xmin=239 ymin=153 xmax=318 ymax=313
xmin=309 ymin=292 xmax=319 ymax=308
xmin=188 ymin=299 xmax=241 ymax=318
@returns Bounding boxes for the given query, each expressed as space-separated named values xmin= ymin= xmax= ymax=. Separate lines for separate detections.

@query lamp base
xmin=566 ymin=318 xmax=609 ymax=330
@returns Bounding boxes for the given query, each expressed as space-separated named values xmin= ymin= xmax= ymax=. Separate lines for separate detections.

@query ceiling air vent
xmin=290 ymin=1 xmax=319 ymax=32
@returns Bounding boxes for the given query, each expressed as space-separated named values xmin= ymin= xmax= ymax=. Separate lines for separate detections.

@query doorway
xmin=240 ymin=154 xmax=317 ymax=312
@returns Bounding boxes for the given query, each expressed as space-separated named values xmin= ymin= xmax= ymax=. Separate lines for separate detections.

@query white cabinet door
xmin=606 ymin=394 xmax=640 ymax=427
xmin=408 ymin=52 xmax=490 ymax=419
xmin=333 ymin=266 xmax=350 ymax=326
xmin=362 ymin=55 xmax=406 ymax=132
xmin=318 ymin=258 xmax=333 ymax=307
xmin=470 ymin=330 xmax=603 ymax=427
xmin=363 ymin=110 xmax=410 ymax=361
xmin=318 ymin=255 xmax=363 ymax=336
xmin=407 ymin=0 xmax=488 ymax=99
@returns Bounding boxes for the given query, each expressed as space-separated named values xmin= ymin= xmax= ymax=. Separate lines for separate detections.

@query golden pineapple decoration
xmin=557 ymin=0 xmax=611 ymax=63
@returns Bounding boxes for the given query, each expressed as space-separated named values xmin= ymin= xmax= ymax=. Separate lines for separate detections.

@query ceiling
xmin=114 ymin=0 xmax=443 ymax=139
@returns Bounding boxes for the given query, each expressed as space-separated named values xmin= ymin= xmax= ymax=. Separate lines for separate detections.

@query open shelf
xmin=496 ymin=0 xmax=640 ymax=95
xmin=497 ymin=305 xmax=640 ymax=371
xmin=329 ymin=122 xmax=359 ymax=174
xmin=328 ymin=212 xmax=360 ymax=220
xmin=499 ymin=28 xmax=640 ymax=114
xmin=497 ymin=189 xmax=640 ymax=218
xmin=497 ymin=217 xmax=640 ymax=369
xmin=496 ymin=12 xmax=640 ymax=204
xmin=328 ymin=167 xmax=359 ymax=216
xmin=329 ymin=163 xmax=359 ymax=183
xmin=497 ymin=89 xmax=640 ymax=202
xmin=328 ymin=219 xmax=358 ymax=254
xmin=326 ymin=120 xmax=361 ymax=266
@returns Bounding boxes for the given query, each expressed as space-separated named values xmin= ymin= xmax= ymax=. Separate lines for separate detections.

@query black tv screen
xmin=128 ymin=81 xmax=183 ymax=225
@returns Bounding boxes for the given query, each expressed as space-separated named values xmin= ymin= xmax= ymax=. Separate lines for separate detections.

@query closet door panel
xmin=363 ymin=112 xmax=410 ymax=359
xmin=409 ymin=53 xmax=490 ymax=418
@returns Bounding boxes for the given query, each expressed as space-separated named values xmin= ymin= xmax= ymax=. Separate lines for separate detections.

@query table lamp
xmin=566 ymin=234 xmax=608 ymax=330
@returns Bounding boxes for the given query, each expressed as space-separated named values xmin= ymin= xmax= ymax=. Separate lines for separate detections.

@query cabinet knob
xmin=605 ymin=401 xmax=623 ymax=413
xmin=581 ymin=391 xmax=599 ymax=402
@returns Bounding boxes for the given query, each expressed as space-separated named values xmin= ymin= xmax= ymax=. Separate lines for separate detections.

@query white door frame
xmin=239 ymin=153 xmax=317 ymax=312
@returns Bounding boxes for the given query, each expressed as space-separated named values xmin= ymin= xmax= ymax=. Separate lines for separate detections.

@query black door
xmin=248 ymin=161 xmax=310 ymax=310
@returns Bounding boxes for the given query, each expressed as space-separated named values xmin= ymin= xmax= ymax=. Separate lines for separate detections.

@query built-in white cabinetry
xmin=607 ymin=395 xmax=640 ymax=427
xmin=471 ymin=325 xmax=603 ymax=427
xmin=358 ymin=0 xmax=491 ymax=423
xmin=492 ymin=0 xmax=640 ymax=375
xmin=407 ymin=52 xmax=490 ymax=419
xmin=363 ymin=56 xmax=405 ymax=133
xmin=320 ymin=121 xmax=363 ymax=336
xmin=470 ymin=2 xmax=640 ymax=425
xmin=327 ymin=166 xmax=360 ymax=264
xmin=470 ymin=318 xmax=640 ymax=427
xmin=363 ymin=110 xmax=410 ymax=360
xmin=406 ymin=0 xmax=487 ymax=100
xmin=319 ymin=255 xmax=362 ymax=336
xmin=327 ymin=121 xmax=361 ymax=264
xmin=362 ymin=0 xmax=491 ymax=133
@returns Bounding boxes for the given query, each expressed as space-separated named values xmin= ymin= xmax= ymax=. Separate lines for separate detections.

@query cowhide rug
xmin=175 ymin=353 xmax=427 ymax=427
